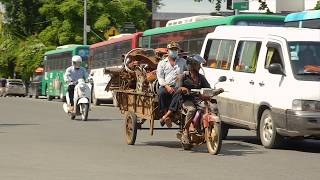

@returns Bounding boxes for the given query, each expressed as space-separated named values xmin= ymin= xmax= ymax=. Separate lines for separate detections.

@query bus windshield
xmin=77 ymin=48 xmax=90 ymax=62
xmin=285 ymin=10 xmax=320 ymax=29
xmin=289 ymin=41 xmax=320 ymax=80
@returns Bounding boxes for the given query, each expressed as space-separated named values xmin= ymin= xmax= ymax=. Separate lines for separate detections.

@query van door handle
xmin=249 ymin=80 xmax=254 ymax=85
xmin=229 ymin=78 xmax=234 ymax=82
xmin=259 ymin=81 xmax=265 ymax=86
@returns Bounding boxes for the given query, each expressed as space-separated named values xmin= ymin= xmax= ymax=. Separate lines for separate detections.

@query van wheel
xmin=259 ymin=109 xmax=283 ymax=149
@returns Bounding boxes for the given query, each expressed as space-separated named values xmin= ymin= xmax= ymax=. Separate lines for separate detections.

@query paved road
xmin=0 ymin=97 xmax=319 ymax=180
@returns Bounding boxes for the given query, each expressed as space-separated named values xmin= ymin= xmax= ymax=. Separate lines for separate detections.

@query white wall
xmin=305 ymin=0 xmax=318 ymax=10
xmin=276 ymin=0 xmax=304 ymax=12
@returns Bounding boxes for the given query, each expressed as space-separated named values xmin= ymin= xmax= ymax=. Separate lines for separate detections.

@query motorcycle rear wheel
xmin=205 ymin=122 xmax=222 ymax=155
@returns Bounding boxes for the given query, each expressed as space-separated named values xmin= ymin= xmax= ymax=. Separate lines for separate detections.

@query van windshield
xmin=289 ymin=41 xmax=320 ymax=81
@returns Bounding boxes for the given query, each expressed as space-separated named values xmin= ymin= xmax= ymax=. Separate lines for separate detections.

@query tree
xmin=0 ymin=0 xmax=46 ymax=38
xmin=0 ymin=0 xmax=150 ymax=81
xmin=258 ymin=0 xmax=271 ymax=13
xmin=15 ymin=37 xmax=53 ymax=81
xmin=39 ymin=0 xmax=150 ymax=45
xmin=315 ymin=0 xmax=320 ymax=10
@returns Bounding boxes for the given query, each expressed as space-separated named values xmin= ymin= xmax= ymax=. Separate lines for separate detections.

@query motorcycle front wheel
xmin=80 ymin=103 xmax=89 ymax=121
xmin=205 ymin=121 xmax=222 ymax=155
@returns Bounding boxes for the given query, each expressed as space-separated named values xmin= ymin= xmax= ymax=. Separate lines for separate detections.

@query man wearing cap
xmin=156 ymin=41 xmax=187 ymax=127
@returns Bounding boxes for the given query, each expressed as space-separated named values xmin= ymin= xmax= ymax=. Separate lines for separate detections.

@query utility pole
xmin=83 ymin=0 xmax=87 ymax=45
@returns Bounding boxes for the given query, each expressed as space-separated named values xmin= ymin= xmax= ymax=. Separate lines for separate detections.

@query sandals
xmin=159 ymin=117 xmax=172 ymax=128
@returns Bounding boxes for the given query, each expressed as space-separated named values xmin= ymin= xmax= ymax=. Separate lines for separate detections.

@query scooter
xmin=63 ymin=79 xmax=91 ymax=121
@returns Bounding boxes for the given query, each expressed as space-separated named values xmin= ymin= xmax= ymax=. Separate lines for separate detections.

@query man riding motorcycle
xmin=160 ymin=55 xmax=211 ymax=144
xmin=64 ymin=55 xmax=88 ymax=112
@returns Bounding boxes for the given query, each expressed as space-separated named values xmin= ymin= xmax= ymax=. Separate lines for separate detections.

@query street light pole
xmin=83 ymin=0 xmax=87 ymax=45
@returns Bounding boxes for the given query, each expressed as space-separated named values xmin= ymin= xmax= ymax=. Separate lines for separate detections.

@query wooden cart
xmin=115 ymin=89 xmax=179 ymax=145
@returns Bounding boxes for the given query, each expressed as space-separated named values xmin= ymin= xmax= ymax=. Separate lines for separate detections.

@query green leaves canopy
xmin=0 ymin=0 xmax=150 ymax=80
xmin=39 ymin=0 xmax=150 ymax=45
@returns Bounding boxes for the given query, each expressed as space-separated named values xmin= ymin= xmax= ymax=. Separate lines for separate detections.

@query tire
xmin=29 ymin=94 xmax=32 ymax=98
xmin=205 ymin=121 xmax=222 ymax=155
xmin=34 ymin=95 xmax=39 ymax=99
xmin=80 ymin=103 xmax=89 ymax=121
xmin=125 ymin=112 xmax=138 ymax=145
xmin=46 ymin=88 xmax=53 ymax=101
xmin=220 ymin=122 xmax=229 ymax=140
xmin=92 ymin=91 xmax=100 ymax=106
xmin=112 ymin=92 xmax=118 ymax=107
xmin=259 ymin=109 xmax=283 ymax=149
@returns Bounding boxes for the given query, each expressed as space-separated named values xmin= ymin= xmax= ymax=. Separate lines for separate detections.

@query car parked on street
xmin=3 ymin=79 xmax=26 ymax=97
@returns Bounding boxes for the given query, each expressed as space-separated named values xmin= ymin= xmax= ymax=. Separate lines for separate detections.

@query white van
xmin=200 ymin=26 xmax=320 ymax=148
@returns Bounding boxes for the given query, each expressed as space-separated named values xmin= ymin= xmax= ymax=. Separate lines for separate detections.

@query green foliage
xmin=39 ymin=0 xmax=150 ymax=45
xmin=15 ymin=37 xmax=53 ymax=81
xmin=0 ymin=0 xmax=150 ymax=81
xmin=0 ymin=34 xmax=18 ymax=78
xmin=258 ymin=0 xmax=272 ymax=14
xmin=315 ymin=1 xmax=320 ymax=10
xmin=0 ymin=0 xmax=45 ymax=38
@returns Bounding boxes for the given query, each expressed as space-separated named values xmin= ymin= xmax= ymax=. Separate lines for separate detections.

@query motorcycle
xmin=176 ymin=76 xmax=226 ymax=155
xmin=63 ymin=79 xmax=91 ymax=121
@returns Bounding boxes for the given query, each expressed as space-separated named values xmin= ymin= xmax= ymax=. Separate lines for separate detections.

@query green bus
xmin=141 ymin=14 xmax=285 ymax=54
xmin=42 ymin=45 xmax=90 ymax=101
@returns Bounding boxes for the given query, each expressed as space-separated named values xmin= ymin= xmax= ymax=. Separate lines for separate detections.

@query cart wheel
xmin=125 ymin=112 xmax=138 ymax=145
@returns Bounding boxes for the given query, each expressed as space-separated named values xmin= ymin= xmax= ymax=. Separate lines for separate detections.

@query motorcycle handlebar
xmin=190 ymin=88 xmax=224 ymax=97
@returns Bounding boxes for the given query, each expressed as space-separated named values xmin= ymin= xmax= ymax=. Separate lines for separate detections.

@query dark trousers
xmin=158 ymin=86 xmax=174 ymax=112
xmin=169 ymin=92 xmax=183 ymax=112
xmin=68 ymin=85 xmax=75 ymax=106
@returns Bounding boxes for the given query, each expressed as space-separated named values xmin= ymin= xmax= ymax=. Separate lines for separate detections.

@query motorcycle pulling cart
xmin=105 ymin=48 xmax=224 ymax=155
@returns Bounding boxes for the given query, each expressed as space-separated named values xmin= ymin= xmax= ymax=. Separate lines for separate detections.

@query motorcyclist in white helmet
xmin=64 ymin=55 xmax=88 ymax=111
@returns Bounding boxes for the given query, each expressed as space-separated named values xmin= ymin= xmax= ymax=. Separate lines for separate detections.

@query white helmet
xmin=72 ymin=55 xmax=82 ymax=68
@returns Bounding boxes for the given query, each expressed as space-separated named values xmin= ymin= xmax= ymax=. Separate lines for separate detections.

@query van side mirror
xmin=268 ymin=63 xmax=285 ymax=76
xmin=218 ymin=76 xmax=227 ymax=82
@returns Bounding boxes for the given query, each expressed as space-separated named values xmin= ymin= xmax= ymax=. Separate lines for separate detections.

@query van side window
xmin=233 ymin=41 xmax=261 ymax=73
xmin=265 ymin=46 xmax=284 ymax=69
xmin=203 ymin=39 xmax=235 ymax=70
